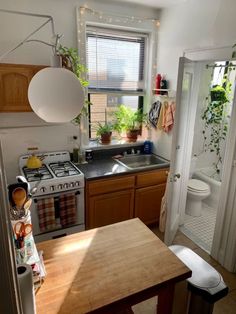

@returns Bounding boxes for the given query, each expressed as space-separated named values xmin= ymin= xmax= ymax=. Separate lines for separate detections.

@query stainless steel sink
xmin=115 ymin=154 xmax=170 ymax=170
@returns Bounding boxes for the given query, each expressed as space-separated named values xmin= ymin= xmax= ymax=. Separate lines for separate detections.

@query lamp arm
xmin=0 ymin=9 xmax=57 ymax=60
xmin=25 ymin=39 xmax=55 ymax=48
xmin=0 ymin=9 xmax=55 ymax=35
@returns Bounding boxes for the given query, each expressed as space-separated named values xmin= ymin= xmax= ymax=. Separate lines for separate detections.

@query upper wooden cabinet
xmin=0 ymin=63 xmax=46 ymax=112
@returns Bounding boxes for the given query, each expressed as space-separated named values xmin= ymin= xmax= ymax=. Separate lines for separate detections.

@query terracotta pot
xmin=101 ymin=132 xmax=112 ymax=144
xmin=126 ymin=130 xmax=139 ymax=142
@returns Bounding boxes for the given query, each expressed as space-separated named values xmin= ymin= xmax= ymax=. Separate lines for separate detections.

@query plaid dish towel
xmin=37 ymin=198 xmax=56 ymax=232
xmin=59 ymin=193 xmax=77 ymax=226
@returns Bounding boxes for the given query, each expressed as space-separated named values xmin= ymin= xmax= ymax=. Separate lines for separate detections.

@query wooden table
xmin=36 ymin=218 xmax=191 ymax=314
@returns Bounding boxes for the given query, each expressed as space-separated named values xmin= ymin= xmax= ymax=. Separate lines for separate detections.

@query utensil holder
xmin=11 ymin=212 xmax=34 ymax=264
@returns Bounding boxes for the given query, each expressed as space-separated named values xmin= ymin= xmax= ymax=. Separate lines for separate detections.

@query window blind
xmin=86 ymin=26 xmax=146 ymax=93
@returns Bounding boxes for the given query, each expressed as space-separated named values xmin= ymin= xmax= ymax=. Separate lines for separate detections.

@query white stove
xmin=19 ymin=151 xmax=85 ymax=242
xmin=19 ymin=151 xmax=84 ymax=197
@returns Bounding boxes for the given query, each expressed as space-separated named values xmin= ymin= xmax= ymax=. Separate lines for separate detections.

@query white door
xmin=164 ymin=57 xmax=202 ymax=245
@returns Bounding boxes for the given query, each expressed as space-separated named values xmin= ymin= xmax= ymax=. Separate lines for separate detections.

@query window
xmin=86 ymin=26 xmax=146 ymax=138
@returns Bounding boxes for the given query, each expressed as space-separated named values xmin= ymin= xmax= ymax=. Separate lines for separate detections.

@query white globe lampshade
xmin=28 ymin=67 xmax=84 ymax=123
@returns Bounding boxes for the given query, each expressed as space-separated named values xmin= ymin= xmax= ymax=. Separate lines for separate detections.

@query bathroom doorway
xmin=179 ymin=60 xmax=236 ymax=253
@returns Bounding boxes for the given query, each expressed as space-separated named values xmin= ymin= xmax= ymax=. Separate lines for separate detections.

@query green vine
xmin=57 ymin=45 xmax=91 ymax=124
xmin=201 ymin=67 xmax=232 ymax=174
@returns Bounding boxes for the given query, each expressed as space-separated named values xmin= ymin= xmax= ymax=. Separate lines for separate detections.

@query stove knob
xmin=70 ymin=182 xmax=74 ymax=188
xmin=50 ymin=185 xmax=55 ymax=191
xmin=58 ymin=184 xmax=63 ymax=190
xmin=75 ymin=181 xmax=80 ymax=187
xmin=40 ymin=187 xmax=46 ymax=193
xmin=64 ymin=183 xmax=69 ymax=189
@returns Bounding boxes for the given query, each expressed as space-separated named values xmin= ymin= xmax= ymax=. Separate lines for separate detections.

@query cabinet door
xmin=134 ymin=183 xmax=166 ymax=225
xmin=0 ymin=64 xmax=45 ymax=112
xmin=88 ymin=189 xmax=134 ymax=229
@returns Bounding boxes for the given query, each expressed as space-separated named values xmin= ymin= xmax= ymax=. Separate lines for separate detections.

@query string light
xmin=78 ymin=6 xmax=160 ymax=27
xmin=77 ymin=5 xmax=159 ymax=85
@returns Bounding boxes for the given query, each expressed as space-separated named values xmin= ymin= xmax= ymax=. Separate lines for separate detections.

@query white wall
xmin=158 ymin=0 xmax=236 ymax=89
xmin=154 ymin=0 xmax=236 ymax=159
xmin=0 ymin=0 xmax=159 ymax=183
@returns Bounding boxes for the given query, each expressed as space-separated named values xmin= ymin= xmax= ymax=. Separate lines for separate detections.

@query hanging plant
xmin=57 ymin=45 xmax=91 ymax=124
xmin=202 ymin=70 xmax=232 ymax=174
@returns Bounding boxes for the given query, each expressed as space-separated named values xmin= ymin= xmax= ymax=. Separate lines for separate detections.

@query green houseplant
xmin=96 ymin=122 xmax=113 ymax=144
xmin=202 ymin=74 xmax=232 ymax=174
xmin=57 ymin=45 xmax=91 ymax=124
xmin=113 ymin=105 xmax=148 ymax=142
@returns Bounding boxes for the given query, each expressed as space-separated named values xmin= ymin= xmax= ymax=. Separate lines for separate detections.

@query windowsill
xmin=83 ymin=138 xmax=144 ymax=151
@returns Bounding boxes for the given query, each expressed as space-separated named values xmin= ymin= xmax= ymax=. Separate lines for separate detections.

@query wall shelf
xmin=152 ymin=89 xmax=176 ymax=97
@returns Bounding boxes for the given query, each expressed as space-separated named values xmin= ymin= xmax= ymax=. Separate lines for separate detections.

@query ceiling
xmin=106 ymin=0 xmax=187 ymax=9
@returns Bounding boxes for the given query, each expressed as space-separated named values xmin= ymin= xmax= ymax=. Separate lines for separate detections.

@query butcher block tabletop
xmin=36 ymin=218 xmax=191 ymax=314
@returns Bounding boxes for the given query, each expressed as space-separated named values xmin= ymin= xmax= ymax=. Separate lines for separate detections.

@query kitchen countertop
xmin=76 ymin=157 xmax=170 ymax=180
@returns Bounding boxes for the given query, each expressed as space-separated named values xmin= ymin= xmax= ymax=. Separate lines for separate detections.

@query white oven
xmin=18 ymin=151 xmax=85 ymax=242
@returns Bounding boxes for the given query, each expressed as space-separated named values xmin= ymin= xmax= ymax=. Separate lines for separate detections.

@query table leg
xmin=156 ymin=283 xmax=175 ymax=314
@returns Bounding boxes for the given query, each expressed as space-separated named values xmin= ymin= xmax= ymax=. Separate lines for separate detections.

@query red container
xmin=155 ymin=74 xmax=161 ymax=94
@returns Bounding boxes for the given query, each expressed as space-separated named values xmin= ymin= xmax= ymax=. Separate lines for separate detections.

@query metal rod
xmin=0 ymin=9 xmax=58 ymax=60
xmin=25 ymin=39 xmax=55 ymax=48
xmin=0 ymin=9 xmax=55 ymax=35
xmin=206 ymin=64 xmax=236 ymax=69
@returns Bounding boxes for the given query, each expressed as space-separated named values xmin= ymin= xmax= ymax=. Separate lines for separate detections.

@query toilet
xmin=186 ymin=157 xmax=211 ymax=217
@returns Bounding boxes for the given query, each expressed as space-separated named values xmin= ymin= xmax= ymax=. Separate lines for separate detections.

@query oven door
xmin=30 ymin=188 xmax=85 ymax=238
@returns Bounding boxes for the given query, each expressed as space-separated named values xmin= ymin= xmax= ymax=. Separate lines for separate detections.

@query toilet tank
xmin=189 ymin=156 xmax=198 ymax=178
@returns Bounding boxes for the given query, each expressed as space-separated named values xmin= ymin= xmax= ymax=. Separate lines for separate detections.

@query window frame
xmin=86 ymin=25 xmax=148 ymax=139
xmin=77 ymin=7 xmax=158 ymax=144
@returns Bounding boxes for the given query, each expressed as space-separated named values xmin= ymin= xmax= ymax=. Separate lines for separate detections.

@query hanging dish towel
xmin=159 ymin=173 xmax=170 ymax=232
xmin=156 ymin=102 xmax=164 ymax=130
xmin=148 ymin=100 xmax=162 ymax=128
xmin=37 ymin=197 xmax=56 ymax=232
xmin=59 ymin=193 xmax=77 ymax=226
xmin=163 ymin=101 xmax=176 ymax=133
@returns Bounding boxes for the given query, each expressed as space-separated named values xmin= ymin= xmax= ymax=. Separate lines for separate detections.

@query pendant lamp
xmin=28 ymin=67 xmax=84 ymax=123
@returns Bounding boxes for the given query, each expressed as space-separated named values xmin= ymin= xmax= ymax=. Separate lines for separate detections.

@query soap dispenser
xmin=143 ymin=139 xmax=153 ymax=154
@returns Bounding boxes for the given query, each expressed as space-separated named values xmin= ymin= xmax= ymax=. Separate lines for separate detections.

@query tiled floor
xmin=132 ymin=227 xmax=236 ymax=314
xmin=180 ymin=204 xmax=217 ymax=253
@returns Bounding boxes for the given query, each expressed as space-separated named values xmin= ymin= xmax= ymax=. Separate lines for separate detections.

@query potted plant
xmin=114 ymin=105 xmax=148 ymax=142
xmin=96 ymin=122 xmax=113 ymax=144
xmin=210 ymin=85 xmax=228 ymax=103
xmin=202 ymin=74 xmax=232 ymax=174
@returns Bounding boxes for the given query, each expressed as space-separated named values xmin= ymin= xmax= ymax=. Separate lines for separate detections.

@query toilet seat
xmin=188 ymin=179 xmax=209 ymax=193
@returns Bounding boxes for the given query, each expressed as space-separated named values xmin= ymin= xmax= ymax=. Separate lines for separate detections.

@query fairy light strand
xmin=77 ymin=6 xmax=159 ymax=90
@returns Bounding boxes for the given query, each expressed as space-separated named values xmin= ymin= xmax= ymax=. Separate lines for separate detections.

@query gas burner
xmin=22 ymin=165 xmax=53 ymax=182
xmin=49 ymin=161 xmax=80 ymax=178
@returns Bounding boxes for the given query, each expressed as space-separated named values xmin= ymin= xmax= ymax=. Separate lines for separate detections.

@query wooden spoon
xmin=12 ymin=187 xmax=27 ymax=209
xmin=24 ymin=198 xmax=32 ymax=210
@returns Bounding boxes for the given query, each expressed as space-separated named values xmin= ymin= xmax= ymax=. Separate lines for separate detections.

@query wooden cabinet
xmin=88 ymin=189 xmax=134 ymax=228
xmin=86 ymin=168 xmax=168 ymax=229
xmin=0 ymin=63 xmax=46 ymax=112
xmin=86 ymin=175 xmax=135 ymax=229
xmin=135 ymin=169 xmax=168 ymax=225
xmin=135 ymin=183 xmax=166 ymax=225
